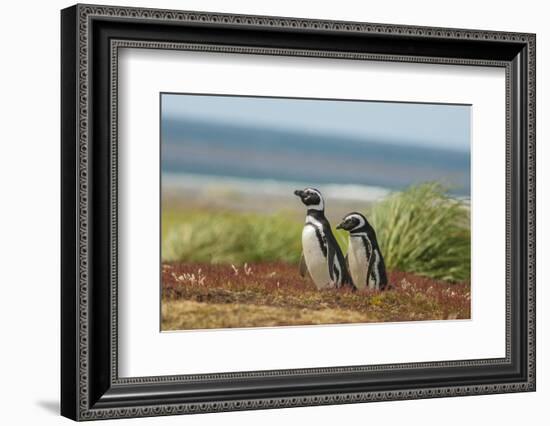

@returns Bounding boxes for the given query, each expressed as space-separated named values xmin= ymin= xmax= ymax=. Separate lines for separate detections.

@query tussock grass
xmin=163 ymin=212 xmax=302 ymax=264
xmin=370 ymin=183 xmax=470 ymax=282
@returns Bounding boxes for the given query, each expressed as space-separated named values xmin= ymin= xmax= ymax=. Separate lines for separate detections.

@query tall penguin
xmin=294 ymin=188 xmax=354 ymax=290
xmin=337 ymin=212 xmax=388 ymax=290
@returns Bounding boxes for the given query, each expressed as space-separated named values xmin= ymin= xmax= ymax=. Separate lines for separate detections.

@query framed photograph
xmin=61 ymin=4 xmax=536 ymax=421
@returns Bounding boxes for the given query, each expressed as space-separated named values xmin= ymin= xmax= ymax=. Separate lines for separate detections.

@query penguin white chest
xmin=302 ymin=225 xmax=332 ymax=289
xmin=348 ymin=236 xmax=368 ymax=290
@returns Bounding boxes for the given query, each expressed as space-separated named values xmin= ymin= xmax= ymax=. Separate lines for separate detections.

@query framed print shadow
xmin=61 ymin=4 xmax=536 ymax=421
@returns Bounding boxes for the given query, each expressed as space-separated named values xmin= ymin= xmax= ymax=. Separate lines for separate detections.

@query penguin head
xmin=294 ymin=188 xmax=324 ymax=211
xmin=337 ymin=212 xmax=368 ymax=232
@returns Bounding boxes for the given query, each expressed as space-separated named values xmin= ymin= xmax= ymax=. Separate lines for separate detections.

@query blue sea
xmin=161 ymin=117 xmax=470 ymax=198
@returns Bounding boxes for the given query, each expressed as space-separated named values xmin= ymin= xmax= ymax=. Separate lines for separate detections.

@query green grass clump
xmin=162 ymin=211 xmax=302 ymax=264
xmin=369 ymin=183 xmax=470 ymax=282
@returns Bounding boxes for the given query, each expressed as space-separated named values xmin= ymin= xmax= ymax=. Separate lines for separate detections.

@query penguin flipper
xmin=299 ymin=252 xmax=308 ymax=278
xmin=365 ymin=239 xmax=375 ymax=289
xmin=376 ymin=248 xmax=389 ymax=290
xmin=326 ymin=243 xmax=337 ymax=283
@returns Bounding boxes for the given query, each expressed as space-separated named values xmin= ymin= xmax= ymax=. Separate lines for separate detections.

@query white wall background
xmin=0 ymin=0 xmax=546 ymax=424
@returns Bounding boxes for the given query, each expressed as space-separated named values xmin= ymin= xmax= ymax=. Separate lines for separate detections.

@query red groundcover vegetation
xmin=161 ymin=262 xmax=470 ymax=330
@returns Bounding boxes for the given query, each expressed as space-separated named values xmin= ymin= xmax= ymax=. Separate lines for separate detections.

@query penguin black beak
xmin=294 ymin=189 xmax=304 ymax=198
xmin=336 ymin=220 xmax=347 ymax=230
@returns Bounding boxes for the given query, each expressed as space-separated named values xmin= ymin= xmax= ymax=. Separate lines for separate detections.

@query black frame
xmin=61 ymin=4 xmax=536 ymax=421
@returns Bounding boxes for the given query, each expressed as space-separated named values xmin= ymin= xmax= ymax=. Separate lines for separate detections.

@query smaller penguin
xmin=294 ymin=188 xmax=354 ymax=290
xmin=337 ymin=212 xmax=388 ymax=290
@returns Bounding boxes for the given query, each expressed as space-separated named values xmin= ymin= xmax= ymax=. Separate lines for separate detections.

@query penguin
xmin=294 ymin=188 xmax=354 ymax=290
xmin=336 ymin=212 xmax=388 ymax=290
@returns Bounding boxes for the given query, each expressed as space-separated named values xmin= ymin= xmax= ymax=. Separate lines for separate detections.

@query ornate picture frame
xmin=61 ymin=4 xmax=535 ymax=421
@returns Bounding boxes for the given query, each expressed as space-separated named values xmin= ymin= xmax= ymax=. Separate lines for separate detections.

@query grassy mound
xmin=370 ymin=183 xmax=470 ymax=282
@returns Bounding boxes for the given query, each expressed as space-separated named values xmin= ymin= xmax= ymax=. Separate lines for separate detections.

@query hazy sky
xmin=162 ymin=93 xmax=471 ymax=153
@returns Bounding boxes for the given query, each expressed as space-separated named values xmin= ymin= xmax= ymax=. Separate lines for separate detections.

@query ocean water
xmin=161 ymin=117 xmax=471 ymax=197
